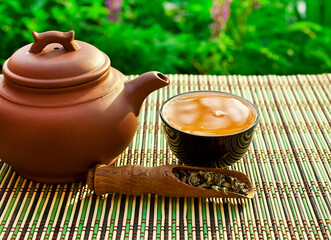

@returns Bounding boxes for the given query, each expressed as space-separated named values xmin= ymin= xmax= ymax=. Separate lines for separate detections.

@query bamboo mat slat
xmin=0 ymin=74 xmax=330 ymax=240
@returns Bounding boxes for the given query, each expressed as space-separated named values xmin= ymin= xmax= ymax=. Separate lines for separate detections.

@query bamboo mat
xmin=0 ymin=74 xmax=330 ymax=239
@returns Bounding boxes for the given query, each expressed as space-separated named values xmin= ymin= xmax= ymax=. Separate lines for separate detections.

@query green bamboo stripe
xmin=0 ymin=74 xmax=330 ymax=239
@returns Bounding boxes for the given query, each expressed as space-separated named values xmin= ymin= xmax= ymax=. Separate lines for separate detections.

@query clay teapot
xmin=0 ymin=30 xmax=169 ymax=183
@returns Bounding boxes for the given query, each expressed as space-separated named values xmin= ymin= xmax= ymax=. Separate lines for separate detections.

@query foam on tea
xmin=162 ymin=92 xmax=257 ymax=136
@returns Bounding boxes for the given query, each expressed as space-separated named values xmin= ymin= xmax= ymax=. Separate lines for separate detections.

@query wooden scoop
xmin=87 ymin=164 xmax=255 ymax=198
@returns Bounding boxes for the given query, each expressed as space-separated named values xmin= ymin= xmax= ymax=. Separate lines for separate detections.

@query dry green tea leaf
xmin=174 ymin=170 xmax=248 ymax=196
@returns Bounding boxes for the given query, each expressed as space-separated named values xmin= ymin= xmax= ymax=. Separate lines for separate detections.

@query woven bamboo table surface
xmin=0 ymin=74 xmax=330 ymax=239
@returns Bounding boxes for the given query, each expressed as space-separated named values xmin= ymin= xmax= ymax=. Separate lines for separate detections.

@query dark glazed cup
xmin=160 ymin=91 xmax=260 ymax=168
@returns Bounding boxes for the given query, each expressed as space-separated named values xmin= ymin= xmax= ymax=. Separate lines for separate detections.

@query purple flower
xmin=210 ymin=0 xmax=233 ymax=36
xmin=105 ymin=0 xmax=123 ymax=22
xmin=252 ymin=1 xmax=261 ymax=9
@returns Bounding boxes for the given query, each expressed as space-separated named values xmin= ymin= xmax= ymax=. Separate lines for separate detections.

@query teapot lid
xmin=3 ymin=30 xmax=110 ymax=88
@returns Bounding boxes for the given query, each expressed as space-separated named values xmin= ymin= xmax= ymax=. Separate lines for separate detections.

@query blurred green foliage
xmin=0 ymin=0 xmax=330 ymax=75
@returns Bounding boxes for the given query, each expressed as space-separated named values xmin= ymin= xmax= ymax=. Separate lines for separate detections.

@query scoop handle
xmin=87 ymin=164 xmax=177 ymax=196
xmin=29 ymin=30 xmax=80 ymax=53
xmin=87 ymin=164 xmax=254 ymax=198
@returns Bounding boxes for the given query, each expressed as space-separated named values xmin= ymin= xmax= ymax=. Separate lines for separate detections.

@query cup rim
xmin=159 ymin=90 xmax=260 ymax=138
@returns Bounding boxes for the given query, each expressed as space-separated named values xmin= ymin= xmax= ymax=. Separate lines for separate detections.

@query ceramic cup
xmin=160 ymin=91 xmax=260 ymax=168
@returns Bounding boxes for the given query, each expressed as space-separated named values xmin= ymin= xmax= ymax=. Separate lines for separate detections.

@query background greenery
xmin=0 ymin=0 xmax=330 ymax=75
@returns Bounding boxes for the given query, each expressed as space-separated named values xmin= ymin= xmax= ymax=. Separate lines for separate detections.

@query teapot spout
xmin=125 ymin=71 xmax=169 ymax=116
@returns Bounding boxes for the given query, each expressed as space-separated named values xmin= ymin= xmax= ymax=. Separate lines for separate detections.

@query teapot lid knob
xmin=29 ymin=30 xmax=80 ymax=53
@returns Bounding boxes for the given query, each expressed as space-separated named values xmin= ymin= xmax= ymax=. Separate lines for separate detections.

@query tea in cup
xmin=160 ymin=91 xmax=259 ymax=168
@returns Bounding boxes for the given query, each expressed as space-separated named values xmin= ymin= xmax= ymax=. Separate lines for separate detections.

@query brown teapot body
xmin=0 ymin=31 xmax=169 ymax=183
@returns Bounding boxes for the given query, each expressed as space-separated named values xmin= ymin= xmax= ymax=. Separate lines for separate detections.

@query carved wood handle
xmin=87 ymin=164 xmax=254 ymax=198
xmin=29 ymin=30 xmax=80 ymax=53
